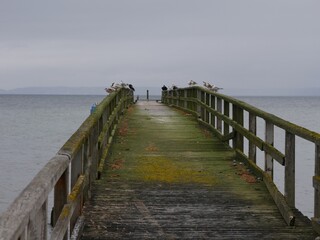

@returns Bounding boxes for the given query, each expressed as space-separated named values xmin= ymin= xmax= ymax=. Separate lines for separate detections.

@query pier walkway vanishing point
xmin=81 ymin=101 xmax=316 ymax=239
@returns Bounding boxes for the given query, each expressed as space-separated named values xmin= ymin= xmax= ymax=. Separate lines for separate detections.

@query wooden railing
xmin=0 ymin=88 xmax=133 ymax=240
xmin=162 ymin=86 xmax=320 ymax=231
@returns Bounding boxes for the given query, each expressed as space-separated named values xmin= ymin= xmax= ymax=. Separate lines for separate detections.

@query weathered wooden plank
xmin=249 ymin=113 xmax=257 ymax=163
xmin=263 ymin=173 xmax=295 ymax=226
xmin=285 ymin=131 xmax=296 ymax=207
xmin=51 ymin=175 xmax=86 ymax=240
xmin=210 ymin=95 xmax=215 ymax=127
xmin=216 ymin=97 xmax=223 ymax=133
xmin=265 ymin=121 xmax=274 ymax=177
xmin=53 ymin=167 xmax=69 ymax=227
xmin=81 ymin=102 xmax=316 ymax=239
xmin=314 ymin=143 xmax=320 ymax=219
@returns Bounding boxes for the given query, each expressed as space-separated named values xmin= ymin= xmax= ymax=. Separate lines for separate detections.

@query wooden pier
xmin=81 ymin=101 xmax=315 ymax=239
xmin=1 ymin=86 xmax=320 ymax=239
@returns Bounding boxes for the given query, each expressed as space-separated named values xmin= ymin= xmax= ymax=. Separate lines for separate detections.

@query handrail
xmin=162 ymin=86 xmax=320 ymax=230
xmin=0 ymin=88 xmax=133 ymax=240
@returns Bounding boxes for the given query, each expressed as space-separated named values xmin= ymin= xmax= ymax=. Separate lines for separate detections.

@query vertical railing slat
xmin=53 ymin=167 xmax=69 ymax=227
xmin=217 ymin=98 xmax=223 ymax=133
xmin=205 ymin=92 xmax=210 ymax=123
xmin=184 ymin=89 xmax=187 ymax=109
xmin=285 ymin=131 xmax=296 ymax=207
xmin=197 ymin=89 xmax=201 ymax=117
xmin=315 ymin=143 xmax=320 ymax=218
xmin=210 ymin=95 xmax=215 ymax=127
xmin=224 ymin=101 xmax=230 ymax=137
xmin=232 ymin=105 xmax=244 ymax=152
xmin=28 ymin=199 xmax=48 ymax=239
xmin=265 ymin=121 xmax=274 ymax=178
xmin=249 ymin=113 xmax=257 ymax=163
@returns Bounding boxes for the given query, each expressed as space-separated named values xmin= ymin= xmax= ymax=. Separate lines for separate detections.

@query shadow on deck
xmin=81 ymin=101 xmax=316 ymax=239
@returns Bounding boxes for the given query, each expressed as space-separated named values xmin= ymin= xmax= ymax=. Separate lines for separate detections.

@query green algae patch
xmin=134 ymin=156 xmax=216 ymax=185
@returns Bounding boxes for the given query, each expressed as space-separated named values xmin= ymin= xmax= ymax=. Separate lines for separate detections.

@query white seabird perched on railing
xmin=203 ymin=81 xmax=223 ymax=92
xmin=105 ymin=82 xmax=116 ymax=93
xmin=105 ymin=81 xmax=135 ymax=94
xmin=188 ymin=80 xmax=197 ymax=86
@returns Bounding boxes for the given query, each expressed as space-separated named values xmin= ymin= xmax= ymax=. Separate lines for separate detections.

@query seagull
xmin=203 ymin=81 xmax=223 ymax=92
xmin=128 ymin=84 xmax=135 ymax=91
xmin=162 ymin=85 xmax=168 ymax=91
xmin=188 ymin=80 xmax=197 ymax=86
xmin=203 ymin=81 xmax=213 ymax=89
xmin=105 ymin=87 xmax=115 ymax=93
xmin=113 ymin=83 xmax=121 ymax=90
xmin=120 ymin=81 xmax=127 ymax=88
xmin=211 ymin=86 xmax=223 ymax=92
xmin=104 ymin=82 xmax=120 ymax=94
xmin=172 ymin=84 xmax=178 ymax=90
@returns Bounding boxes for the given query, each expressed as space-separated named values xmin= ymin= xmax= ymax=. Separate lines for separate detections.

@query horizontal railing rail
xmin=0 ymin=88 xmax=133 ymax=240
xmin=162 ymin=86 xmax=320 ymax=231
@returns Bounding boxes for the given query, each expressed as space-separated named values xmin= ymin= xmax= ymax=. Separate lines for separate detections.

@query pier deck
xmin=81 ymin=101 xmax=316 ymax=239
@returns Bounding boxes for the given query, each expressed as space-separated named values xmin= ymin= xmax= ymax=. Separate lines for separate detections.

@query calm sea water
xmin=0 ymin=95 xmax=319 ymax=218
xmin=0 ymin=95 xmax=104 ymax=214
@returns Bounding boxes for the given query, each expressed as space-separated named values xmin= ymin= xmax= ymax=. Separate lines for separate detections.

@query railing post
xmin=83 ymin=138 xmax=90 ymax=202
xmin=28 ymin=199 xmax=48 ymax=239
xmin=315 ymin=143 xmax=320 ymax=218
xmin=184 ymin=89 xmax=187 ymax=109
xmin=210 ymin=95 xmax=215 ymax=127
xmin=205 ymin=93 xmax=210 ymax=123
xmin=217 ymin=98 xmax=223 ymax=133
xmin=223 ymin=101 xmax=230 ymax=137
xmin=249 ymin=113 xmax=257 ymax=163
xmin=232 ymin=105 xmax=244 ymax=152
xmin=265 ymin=121 xmax=274 ymax=178
xmin=285 ymin=131 xmax=295 ymax=207
xmin=200 ymin=91 xmax=205 ymax=120
xmin=197 ymin=89 xmax=202 ymax=117
xmin=53 ymin=167 xmax=69 ymax=228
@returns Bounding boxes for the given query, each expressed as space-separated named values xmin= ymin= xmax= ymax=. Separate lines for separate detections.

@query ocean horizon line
xmin=0 ymin=86 xmax=319 ymax=97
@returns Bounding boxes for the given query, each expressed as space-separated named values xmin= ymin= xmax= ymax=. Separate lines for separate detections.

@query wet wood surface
xmin=81 ymin=101 xmax=316 ymax=239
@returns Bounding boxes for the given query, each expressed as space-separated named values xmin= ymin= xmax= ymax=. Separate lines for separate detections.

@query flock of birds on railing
xmin=104 ymin=80 xmax=222 ymax=94
xmin=105 ymin=81 xmax=135 ymax=94
xmin=161 ymin=80 xmax=223 ymax=93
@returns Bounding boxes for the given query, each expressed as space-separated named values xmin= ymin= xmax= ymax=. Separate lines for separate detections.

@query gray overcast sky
xmin=0 ymin=0 xmax=319 ymax=94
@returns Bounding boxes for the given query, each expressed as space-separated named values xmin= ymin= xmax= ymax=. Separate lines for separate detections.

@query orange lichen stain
xmin=134 ymin=156 xmax=216 ymax=185
xmin=145 ymin=143 xmax=159 ymax=152
xmin=241 ymin=173 xmax=257 ymax=183
xmin=110 ymin=158 xmax=124 ymax=170
xmin=235 ymin=163 xmax=257 ymax=184
xmin=118 ymin=120 xmax=128 ymax=136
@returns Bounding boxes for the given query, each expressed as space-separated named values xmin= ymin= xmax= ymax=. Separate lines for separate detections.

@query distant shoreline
xmin=0 ymin=86 xmax=319 ymax=97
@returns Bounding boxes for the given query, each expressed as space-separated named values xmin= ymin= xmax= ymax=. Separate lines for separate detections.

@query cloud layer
xmin=1 ymin=0 xmax=319 ymax=93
